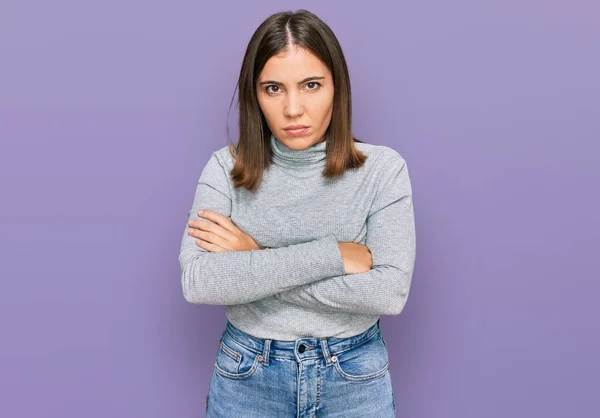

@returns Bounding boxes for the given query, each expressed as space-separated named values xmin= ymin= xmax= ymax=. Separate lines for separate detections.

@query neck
xmin=270 ymin=133 xmax=327 ymax=168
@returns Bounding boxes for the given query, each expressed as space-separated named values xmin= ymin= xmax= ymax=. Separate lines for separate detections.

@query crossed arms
xmin=179 ymin=151 xmax=416 ymax=316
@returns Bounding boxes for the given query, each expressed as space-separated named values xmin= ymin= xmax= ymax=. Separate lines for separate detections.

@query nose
xmin=283 ymin=90 xmax=303 ymax=118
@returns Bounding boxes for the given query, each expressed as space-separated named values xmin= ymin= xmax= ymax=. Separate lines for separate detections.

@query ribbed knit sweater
xmin=179 ymin=134 xmax=416 ymax=340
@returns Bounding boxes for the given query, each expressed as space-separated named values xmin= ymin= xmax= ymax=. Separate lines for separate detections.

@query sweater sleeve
xmin=179 ymin=152 xmax=346 ymax=305
xmin=273 ymin=153 xmax=416 ymax=316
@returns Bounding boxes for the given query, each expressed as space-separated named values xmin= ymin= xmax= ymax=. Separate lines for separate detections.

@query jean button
xmin=298 ymin=344 xmax=306 ymax=353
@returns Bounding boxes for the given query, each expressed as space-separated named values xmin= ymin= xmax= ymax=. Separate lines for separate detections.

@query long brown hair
xmin=226 ymin=9 xmax=368 ymax=192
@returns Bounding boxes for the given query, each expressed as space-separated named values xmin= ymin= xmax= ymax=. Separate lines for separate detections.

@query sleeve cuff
xmin=316 ymin=234 xmax=346 ymax=277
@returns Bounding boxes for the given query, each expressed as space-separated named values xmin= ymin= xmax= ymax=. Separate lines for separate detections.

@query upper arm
xmin=366 ymin=152 xmax=415 ymax=270
xmin=179 ymin=152 xmax=233 ymax=265
xmin=368 ymin=151 xmax=412 ymax=217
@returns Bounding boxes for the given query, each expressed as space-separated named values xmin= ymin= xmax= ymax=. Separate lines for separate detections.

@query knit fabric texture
xmin=179 ymin=133 xmax=416 ymax=340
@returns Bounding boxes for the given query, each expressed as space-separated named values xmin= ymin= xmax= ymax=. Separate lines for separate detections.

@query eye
xmin=306 ymin=81 xmax=322 ymax=91
xmin=263 ymin=82 xmax=322 ymax=95
xmin=264 ymin=85 xmax=279 ymax=95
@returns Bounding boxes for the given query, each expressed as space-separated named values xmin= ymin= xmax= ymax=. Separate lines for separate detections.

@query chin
xmin=289 ymin=138 xmax=313 ymax=149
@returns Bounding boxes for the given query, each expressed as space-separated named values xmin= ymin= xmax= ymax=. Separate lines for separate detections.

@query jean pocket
xmin=333 ymin=332 xmax=390 ymax=382
xmin=214 ymin=336 xmax=261 ymax=380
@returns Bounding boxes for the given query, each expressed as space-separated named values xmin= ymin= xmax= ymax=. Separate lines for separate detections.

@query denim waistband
xmin=223 ymin=319 xmax=382 ymax=362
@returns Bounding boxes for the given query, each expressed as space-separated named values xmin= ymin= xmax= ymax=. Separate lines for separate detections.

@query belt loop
xmin=319 ymin=337 xmax=333 ymax=366
xmin=262 ymin=339 xmax=271 ymax=366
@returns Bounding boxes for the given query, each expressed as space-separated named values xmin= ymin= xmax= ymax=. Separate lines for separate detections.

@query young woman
xmin=179 ymin=9 xmax=416 ymax=417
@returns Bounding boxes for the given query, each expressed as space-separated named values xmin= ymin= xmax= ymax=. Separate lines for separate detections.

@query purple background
xmin=1 ymin=1 xmax=598 ymax=417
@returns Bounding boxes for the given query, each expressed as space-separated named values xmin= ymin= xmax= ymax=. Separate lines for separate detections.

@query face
xmin=256 ymin=46 xmax=334 ymax=150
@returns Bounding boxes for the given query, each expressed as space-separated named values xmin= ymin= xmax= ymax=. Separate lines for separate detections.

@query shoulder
xmin=354 ymin=141 xmax=407 ymax=169
xmin=197 ymin=145 xmax=235 ymax=178
xmin=195 ymin=145 xmax=235 ymax=185
xmin=212 ymin=144 xmax=237 ymax=170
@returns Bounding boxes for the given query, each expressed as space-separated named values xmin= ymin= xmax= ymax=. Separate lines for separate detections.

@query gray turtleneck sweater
xmin=179 ymin=134 xmax=416 ymax=340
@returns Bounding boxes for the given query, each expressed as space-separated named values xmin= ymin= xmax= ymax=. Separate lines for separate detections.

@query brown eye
xmin=306 ymin=82 xmax=322 ymax=91
xmin=265 ymin=85 xmax=279 ymax=94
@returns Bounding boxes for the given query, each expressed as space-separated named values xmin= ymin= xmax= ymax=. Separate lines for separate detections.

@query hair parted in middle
xmin=226 ymin=9 xmax=368 ymax=193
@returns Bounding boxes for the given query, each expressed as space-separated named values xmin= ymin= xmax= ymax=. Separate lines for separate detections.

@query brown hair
xmin=226 ymin=9 xmax=368 ymax=192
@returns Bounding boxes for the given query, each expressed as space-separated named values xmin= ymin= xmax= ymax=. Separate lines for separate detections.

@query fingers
xmin=197 ymin=210 xmax=236 ymax=232
xmin=188 ymin=226 xmax=233 ymax=251
xmin=193 ymin=238 xmax=228 ymax=252
xmin=189 ymin=215 xmax=235 ymax=242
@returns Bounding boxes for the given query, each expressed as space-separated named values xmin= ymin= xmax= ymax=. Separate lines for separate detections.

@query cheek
xmin=311 ymin=96 xmax=333 ymax=122
xmin=315 ymin=88 xmax=333 ymax=110
xmin=258 ymin=99 xmax=277 ymax=123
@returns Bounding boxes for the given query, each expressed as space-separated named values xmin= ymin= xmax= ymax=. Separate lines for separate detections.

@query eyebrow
xmin=258 ymin=76 xmax=326 ymax=86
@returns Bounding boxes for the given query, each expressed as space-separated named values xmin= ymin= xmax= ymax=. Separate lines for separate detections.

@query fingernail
xmin=198 ymin=210 xmax=204 ymax=215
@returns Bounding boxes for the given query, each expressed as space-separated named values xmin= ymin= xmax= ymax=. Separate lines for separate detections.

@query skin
xmin=187 ymin=45 xmax=372 ymax=274
xmin=256 ymin=45 xmax=333 ymax=149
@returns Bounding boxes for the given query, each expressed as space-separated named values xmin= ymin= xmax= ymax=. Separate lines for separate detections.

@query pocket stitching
xmin=334 ymin=360 xmax=390 ymax=382
xmin=220 ymin=340 xmax=241 ymax=363
xmin=332 ymin=334 xmax=390 ymax=382
xmin=214 ymin=354 xmax=260 ymax=380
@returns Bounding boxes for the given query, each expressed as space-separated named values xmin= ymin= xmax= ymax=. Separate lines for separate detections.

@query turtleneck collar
xmin=269 ymin=133 xmax=327 ymax=168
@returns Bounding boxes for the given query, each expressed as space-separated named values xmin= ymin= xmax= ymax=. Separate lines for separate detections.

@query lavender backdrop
xmin=1 ymin=1 xmax=598 ymax=417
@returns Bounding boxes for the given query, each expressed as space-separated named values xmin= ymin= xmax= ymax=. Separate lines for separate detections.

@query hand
xmin=338 ymin=242 xmax=373 ymax=274
xmin=188 ymin=210 xmax=260 ymax=252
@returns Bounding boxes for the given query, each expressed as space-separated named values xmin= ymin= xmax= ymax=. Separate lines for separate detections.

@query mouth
xmin=284 ymin=126 xmax=310 ymax=136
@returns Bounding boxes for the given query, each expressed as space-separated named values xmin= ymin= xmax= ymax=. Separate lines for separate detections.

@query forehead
xmin=259 ymin=47 xmax=330 ymax=81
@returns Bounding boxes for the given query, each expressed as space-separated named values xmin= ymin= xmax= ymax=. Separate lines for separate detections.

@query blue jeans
xmin=206 ymin=319 xmax=396 ymax=417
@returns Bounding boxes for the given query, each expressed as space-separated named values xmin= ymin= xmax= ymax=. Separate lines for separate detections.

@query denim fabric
xmin=205 ymin=320 xmax=396 ymax=417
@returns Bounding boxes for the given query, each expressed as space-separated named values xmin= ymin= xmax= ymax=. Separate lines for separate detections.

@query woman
xmin=179 ymin=9 xmax=416 ymax=417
